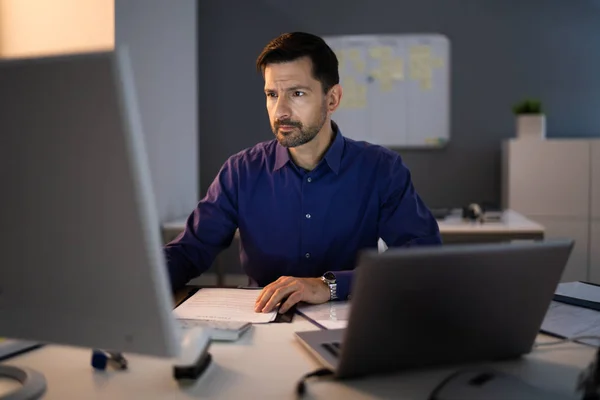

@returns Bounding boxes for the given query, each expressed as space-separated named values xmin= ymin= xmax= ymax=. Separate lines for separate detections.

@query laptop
xmin=295 ymin=239 xmax=574 ymax=379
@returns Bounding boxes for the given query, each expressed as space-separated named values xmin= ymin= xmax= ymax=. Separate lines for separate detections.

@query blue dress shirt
xmin=164 ymin=123 xmax=442 ymax=299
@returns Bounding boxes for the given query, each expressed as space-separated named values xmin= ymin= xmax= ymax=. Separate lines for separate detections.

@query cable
xmin=295 ymin=368 xmax=334 ymax=397
xmin=534 ymin=336 xmax=600 ymax=348
xmin=427 ymin=368 xmax=475 ymax=400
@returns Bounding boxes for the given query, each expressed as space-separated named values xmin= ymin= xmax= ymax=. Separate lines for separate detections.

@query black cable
xmin=296 ymin=368 xmax=334 ymax=397
xmin=427 ymin=369 xmax=469 ymax=400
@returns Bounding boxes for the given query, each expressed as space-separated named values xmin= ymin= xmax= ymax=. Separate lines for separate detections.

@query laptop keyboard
xmin=321 ymin=341 xmax=342 ymax=358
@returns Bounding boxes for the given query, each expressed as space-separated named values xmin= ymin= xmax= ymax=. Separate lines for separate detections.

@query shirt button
xmin=307 ymin=177 xmax=312 ymax=183
xmin=305 ymin=213 xmax=311 ymax=219
xmin=305 ymin=252 xmax=311 ymax=259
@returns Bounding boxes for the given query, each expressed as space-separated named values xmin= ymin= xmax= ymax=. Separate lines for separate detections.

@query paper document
xmin=555 ymin=282 xmax=600 ymax=303
xmin=540 ymin=301 xmax=600 ymax=346
xmin=174 ymin=289 xmax=276 ymax=324
xmin=297 ymin=302 xmax=351 ymax=329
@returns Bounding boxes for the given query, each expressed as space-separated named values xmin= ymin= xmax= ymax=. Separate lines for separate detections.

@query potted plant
xmin=512 ymin=99 xmax=545 ymax=140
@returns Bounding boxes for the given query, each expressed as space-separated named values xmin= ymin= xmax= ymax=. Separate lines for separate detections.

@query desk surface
xmin=437 ymin=209 xmax=545 ymax=234
xmin=1 ymin=317 xmax=593 ymax=399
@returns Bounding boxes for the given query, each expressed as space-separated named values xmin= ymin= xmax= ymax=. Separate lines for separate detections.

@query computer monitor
xmin=0 ymin=49 xmax=179 ymax=358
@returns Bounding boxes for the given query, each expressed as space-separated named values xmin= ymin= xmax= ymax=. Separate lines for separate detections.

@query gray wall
xmin=116 ymin=0 xmax=198 ymax=222
xmin=198 ymin=0 xmax=600 ymax=209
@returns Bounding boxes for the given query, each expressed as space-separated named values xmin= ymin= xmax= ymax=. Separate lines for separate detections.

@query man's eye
xmin=266 ymin=92 xmax=277 ymax=98
xmin=294 ymin=91 xmax=305 ymax=97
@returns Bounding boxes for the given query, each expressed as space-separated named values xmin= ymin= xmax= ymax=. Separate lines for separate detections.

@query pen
xmin=91 ymin=349 xmax=128 ymax=370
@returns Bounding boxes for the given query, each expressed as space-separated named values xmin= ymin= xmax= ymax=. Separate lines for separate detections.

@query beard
xmin=272 ymin=104 xmax=328 ymax=148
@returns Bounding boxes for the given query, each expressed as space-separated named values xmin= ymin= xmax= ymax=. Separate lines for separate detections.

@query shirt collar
xmin=273 ymin=121 xmax=344 ymax=175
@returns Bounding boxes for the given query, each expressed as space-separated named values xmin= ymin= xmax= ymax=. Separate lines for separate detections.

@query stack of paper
xmin=174 ymin=288 xmax=277 ymax=324
xmin=541 ymin=282 xmax=600 ymax=346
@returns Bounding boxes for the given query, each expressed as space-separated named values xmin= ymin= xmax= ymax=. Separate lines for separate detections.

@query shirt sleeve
xmin=163 ymin=157 xmax=239 ymax=292
xmin=330 ymin=153 xmax=442 ymax=300
xmin=378 ymin=153 xmax=442 ymax=248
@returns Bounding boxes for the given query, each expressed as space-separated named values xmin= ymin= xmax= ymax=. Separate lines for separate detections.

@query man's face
xmin=264 ymin=57 xmax=328 ymax=148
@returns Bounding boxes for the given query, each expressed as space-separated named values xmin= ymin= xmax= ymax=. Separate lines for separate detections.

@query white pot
xmin=516 ymin=114 xmax=546 ymax=140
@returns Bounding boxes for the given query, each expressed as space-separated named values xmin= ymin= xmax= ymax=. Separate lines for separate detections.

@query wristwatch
xmin=321 ymin=272 xmax=338 ymax=301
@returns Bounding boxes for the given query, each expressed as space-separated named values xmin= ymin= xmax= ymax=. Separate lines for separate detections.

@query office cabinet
xmin=532 ymin=216 xmax=589 ymax=282
xmin=590 ymin=221 xmax=600 ymax=283
xmin=502 ymin=139 xmax=590 ymax=218
xmin=592 ymin=143 xmax=600 ymax=282
xmin=593 ymin=141 xmax=600 ymax=219
xmin=503 ymin=138 xmax=598 ymax=283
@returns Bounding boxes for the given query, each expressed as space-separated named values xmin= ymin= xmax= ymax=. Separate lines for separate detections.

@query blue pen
xmin=91 ymin=349 xmax=128 ymax=370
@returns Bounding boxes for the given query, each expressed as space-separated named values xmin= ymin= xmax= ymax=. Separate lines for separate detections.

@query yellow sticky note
xmin=380 ymin=59 xmax=391 ymax=74
xmin=378 ymin=64 xmax=394 ymax=92
xmin=340 ymin=76 xmax=358 ymax=109
xmin=355 ymin=59 xmax=365 ymax=73
xmin=421 ymin=77 xmax=432 ymax=90
xmin=391 ymin=58 xmax=404 ymax=80
xmin=356 ymin=84 xmax=367 ymax=108
xmin=335 ymin=50 xmax=346 ymax=70
xmin=348 ymin=49 xmax=360 ymax=61
xmin=380 ymin=46 xmax=393 ymax=60
xmin=410 ymin=64 xmax=426 ymax=81
xmin=410 ymin=45 xmax=431 ymax=57
xmin=369 ymin=46 xmax=384 ymax=59
xmin=380 ymin=79 xmax=394 ymax=92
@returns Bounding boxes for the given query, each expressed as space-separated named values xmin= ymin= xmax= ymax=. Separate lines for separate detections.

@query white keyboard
xmin=178 ymin=319 xmax=252 ymax=342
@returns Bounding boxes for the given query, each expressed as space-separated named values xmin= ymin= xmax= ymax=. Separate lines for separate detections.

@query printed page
xmin=541 ymin=301 xmax=600 ymax=346
xmin=174 ymin=289 xmax=276 ymax=324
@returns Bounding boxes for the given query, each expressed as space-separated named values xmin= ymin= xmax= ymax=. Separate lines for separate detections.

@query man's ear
xmin=327 ymin=84 xmax=343 ymax=113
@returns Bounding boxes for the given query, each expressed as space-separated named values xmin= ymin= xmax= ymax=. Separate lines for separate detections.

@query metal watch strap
xmin=328 ymin=282 xmax=338 ymax=301
xmin=321 ymin=275 xmax=338 ymax=301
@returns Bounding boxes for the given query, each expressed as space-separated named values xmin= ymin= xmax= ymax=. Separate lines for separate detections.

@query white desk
xmin=438 ymin=209 xmax=545 ymax=243
xmin=0 ymin=317 xmax=594 ymax=399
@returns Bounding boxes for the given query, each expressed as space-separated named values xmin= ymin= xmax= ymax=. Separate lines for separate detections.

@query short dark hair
xmin=256 ymin=32 xmax=339 ymax=94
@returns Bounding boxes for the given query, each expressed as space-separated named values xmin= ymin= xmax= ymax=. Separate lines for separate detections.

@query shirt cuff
xmin=329 ymin=270 xmax=353 ymax=300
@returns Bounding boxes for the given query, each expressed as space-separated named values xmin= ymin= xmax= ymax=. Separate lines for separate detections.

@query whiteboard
xmin=324 ymin=34 xmax=450 ymax=148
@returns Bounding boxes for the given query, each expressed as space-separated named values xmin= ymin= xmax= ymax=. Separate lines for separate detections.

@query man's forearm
xmin=164 ymin=249 xmax=199 ymax=292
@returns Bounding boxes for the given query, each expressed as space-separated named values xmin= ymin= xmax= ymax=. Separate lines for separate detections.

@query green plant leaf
xmin=512 ymin=98 xmax=543 ymax=114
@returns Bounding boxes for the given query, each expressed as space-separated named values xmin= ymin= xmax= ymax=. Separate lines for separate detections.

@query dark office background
xmin=197 ymin=0 xmax=600 ymax=209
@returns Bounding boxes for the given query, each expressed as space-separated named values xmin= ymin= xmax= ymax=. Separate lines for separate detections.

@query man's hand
xmin=254 ymin=276 xmax=330 ymax=314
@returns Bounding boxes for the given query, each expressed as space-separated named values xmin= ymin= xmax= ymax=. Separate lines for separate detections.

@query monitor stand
xmin=0 ymin=365 xmax=46 ymax=400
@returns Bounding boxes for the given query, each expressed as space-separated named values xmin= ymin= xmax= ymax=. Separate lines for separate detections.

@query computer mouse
xmin=432 ymin=370 xmax=574 ymax=400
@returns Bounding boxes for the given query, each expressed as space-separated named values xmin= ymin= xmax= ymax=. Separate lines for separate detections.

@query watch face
xmin=323 ymin=272 xmax=336 ymax=282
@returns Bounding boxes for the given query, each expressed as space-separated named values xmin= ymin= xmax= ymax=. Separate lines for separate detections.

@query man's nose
xmin=274 ymin=97 xmax=291 ymax=120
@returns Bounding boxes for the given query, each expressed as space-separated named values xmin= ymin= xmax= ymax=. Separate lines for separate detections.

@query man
xmin=165 ymin=32 xmax=441 ymax=314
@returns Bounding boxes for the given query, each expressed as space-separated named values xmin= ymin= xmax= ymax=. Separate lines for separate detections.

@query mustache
xmin=274 ymin=119 xmax=302 ymax=129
